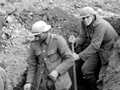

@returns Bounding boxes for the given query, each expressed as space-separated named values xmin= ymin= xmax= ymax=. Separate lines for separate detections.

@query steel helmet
xmin=31 ymin=21 xmax=51 ymax=35
xmin=80 ymin=7 xmax=98 ymax=18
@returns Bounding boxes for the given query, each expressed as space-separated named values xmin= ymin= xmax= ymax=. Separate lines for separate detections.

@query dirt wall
xmin=0 ymin=0 xmax=120 ymax=90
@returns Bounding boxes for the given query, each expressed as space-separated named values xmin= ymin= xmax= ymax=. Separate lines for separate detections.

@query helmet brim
xmin=29 ymin=25 xmax=51 ymax=36
xmin=80 ymin=11 xmax=98 ymax=19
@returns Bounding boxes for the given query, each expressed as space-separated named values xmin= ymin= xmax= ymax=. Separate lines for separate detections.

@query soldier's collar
xmin=45 ymin=33 xmax=51 ymax=44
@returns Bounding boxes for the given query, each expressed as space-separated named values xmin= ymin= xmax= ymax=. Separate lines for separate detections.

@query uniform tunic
xmin=76 ymin=16 xmax=118 ymax=64
xmin=26 ymin=33 xmax=74 ymax=90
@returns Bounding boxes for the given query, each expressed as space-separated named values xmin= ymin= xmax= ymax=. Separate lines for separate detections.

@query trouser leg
xmin=98 ymin=64 xmax=108 ymax=82
xmin=97 ymin=64 xmax=108 ymax=90
xmin=89 ymin=76 xmax=98 ymax=90
xmin=81 ymin=54 xmax=99 ymax=90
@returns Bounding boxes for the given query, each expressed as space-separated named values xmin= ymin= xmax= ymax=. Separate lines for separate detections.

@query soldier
xmin=24 ymin=21 xmax=74 ymax=90
xmin=68 ymin=7 xmax=119 ymax=90
xmin=0 ymin=62 xmax=7 ymax=90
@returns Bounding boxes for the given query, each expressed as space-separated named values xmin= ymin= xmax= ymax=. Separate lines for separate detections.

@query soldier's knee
xmin=81 ymin=67 xmax=95 ymax=80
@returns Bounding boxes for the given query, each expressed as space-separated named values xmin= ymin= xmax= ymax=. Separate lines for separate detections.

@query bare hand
xmin=49 ymin=70 xmax=58 ymax=81
xmin=73 ymin=53 xmax=80 ymax=61
xmin=24 ymin=83 xmax=32 ymax=90
xmin=68 ymin=35 xmax=76 ymax=44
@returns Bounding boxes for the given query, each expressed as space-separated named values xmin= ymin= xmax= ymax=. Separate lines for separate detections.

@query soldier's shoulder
xmin=51 ymin=33 xmax=64 ymax=40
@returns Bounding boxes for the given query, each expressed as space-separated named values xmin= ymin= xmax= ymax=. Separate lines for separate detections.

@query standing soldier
xmin=69 ymin=7 xmax=119 ymax=90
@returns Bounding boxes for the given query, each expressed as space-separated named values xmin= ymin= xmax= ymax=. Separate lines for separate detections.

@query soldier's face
xmin=82 ymin=15 xmax=93 ymax=26
xmin=34 ymin=32 xmax=47 ymax=42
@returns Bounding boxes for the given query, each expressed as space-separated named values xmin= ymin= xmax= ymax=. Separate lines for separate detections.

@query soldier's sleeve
xmin=26 ymin=43 xmax=37 ymax=83
xmin=79 ymin=23 xmax=106 ymax=61
xmin=55 ymin=36 xmax=74 ymax=75
xmin=75 ymin=27 xmax=86 ymax=48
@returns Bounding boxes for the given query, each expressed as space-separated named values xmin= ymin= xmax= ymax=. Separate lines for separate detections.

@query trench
xmin=12 ymin=7 xmax=120 ymax=90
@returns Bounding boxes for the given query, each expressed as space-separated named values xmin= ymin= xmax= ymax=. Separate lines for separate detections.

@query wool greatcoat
xmin=26 ymin=33 xmax=74 ymax=90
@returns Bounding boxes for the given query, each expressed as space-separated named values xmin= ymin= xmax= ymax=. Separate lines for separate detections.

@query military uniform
xmin=75 ymin=15 xmax=118 ymax=90
xmin=26 ymin=33 xmax=74 ymax=90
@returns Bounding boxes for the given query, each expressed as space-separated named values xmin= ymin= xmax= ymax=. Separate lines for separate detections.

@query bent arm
xmin=55 ymin=36 xmax=74 ymax=75
xmin=26 ymin=44 xmax=37 ymax=83
xmin=79 ymin=23 xmax=106 ymax=61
